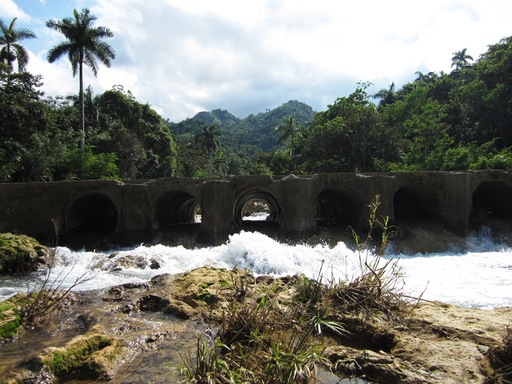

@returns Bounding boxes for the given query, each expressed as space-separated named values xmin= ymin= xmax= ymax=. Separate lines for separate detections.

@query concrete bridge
xmin=1 ymin=171 xmax=512 ymax=246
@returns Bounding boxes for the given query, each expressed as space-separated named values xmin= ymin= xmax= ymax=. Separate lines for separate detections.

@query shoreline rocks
xmin=1 ymin=267 xmax=511 ymax=383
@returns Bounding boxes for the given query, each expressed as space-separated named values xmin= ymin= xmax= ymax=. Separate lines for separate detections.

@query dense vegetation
xmin=1 ymin=11 xmax=512 ymax=182
xmin=294 ymin=38 xmax=512 ymax=174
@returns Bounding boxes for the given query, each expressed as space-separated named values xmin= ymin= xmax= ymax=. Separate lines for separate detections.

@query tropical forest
xmin=1 ymin=11 xmax=512 ymax=183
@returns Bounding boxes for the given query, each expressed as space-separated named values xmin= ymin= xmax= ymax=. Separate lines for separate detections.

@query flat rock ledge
xmin=1 ymin=267 xmax=511 ymax=383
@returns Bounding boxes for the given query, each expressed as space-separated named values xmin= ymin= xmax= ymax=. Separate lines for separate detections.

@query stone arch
xmin=393 ymin=182 xmax=440 ymax=220
xmin=153 ymin=191 xmax=201 ymax=229
xmin=315 ymin=186 xmax=364 ymax=227
xmin=67 ymin=193 xmax=118 ymax=234
xmin=472 ymin=181 xmax=512 ymax=221
xmin=234 ymin=189 xmax=281 ymax=226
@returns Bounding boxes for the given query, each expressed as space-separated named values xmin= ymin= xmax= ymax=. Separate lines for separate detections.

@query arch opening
xmin=155 ymin=191 xmax=201 ymax=229
xmin=472 ymin=181 xmax=512 ymax=221
xmin=393 ymin=182 xmax=440 ymax=220
xmin=241 ymin=199 xmax=270 ymax=222
xmin=315 ymin=186 xmax=364 ymax=228
xmin=234 ymin=190 xmax=281 ymax=227
xmin=67 ymin=193 xmax=118 ymax=234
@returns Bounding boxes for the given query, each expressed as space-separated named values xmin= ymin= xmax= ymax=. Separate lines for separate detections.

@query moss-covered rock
xmin=38 ymin=328 xmax=124 ymax=381
xmin=0 ymin=233 xmax=50 ymax=275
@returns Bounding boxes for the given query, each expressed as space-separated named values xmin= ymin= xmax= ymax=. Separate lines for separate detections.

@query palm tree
xmin=373 ymin=82 xmax=396 ymax=106
xmin=195 ymin=125 xmax=222 ymax=175
xmin=0 ymin=17 xmax=36 ymax=72
xmin=275 ymin=116 xmax=298 ymax=172
xmin=46 ymin=9 xmax=115 ymax=148
xmin=196 ymin=125 xmax=222 ymax=157
xmin=451 ymin=48 xmax=473 ymax=71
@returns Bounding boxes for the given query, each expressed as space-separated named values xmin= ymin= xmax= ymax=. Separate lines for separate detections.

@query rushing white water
xmin=1 ymin=230 xmax=511 ymax=309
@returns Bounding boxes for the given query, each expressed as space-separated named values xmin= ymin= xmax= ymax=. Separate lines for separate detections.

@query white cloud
xmin=164 ymin=0 xmax=271 ymax=29
xmin=0 ymin=0 xmax=32 ymax=21
xmin=10 ymin=0 xmax=512 ymax=121
xmin=28 ymin=51 xmax=76 ymax=97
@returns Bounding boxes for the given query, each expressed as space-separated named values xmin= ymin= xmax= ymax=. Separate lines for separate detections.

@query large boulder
xmin=0 ymin=233 xmax=50 ymax=275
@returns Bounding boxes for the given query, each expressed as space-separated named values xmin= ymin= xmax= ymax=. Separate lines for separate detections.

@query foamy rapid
xmin=0 ymin=231 xmax=510 ymax=309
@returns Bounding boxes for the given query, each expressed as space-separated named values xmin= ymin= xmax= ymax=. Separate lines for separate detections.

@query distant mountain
xmin=169 ymin=100 xmax=316 ymax=154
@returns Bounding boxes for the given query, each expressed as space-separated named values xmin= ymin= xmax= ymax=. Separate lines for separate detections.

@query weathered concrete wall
xmin=1 ymin=171 xmax=511 ymax=245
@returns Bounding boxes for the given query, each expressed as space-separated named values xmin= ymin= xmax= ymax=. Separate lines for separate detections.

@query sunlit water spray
xmin=1 ymin=230 xmax=511 ymax=309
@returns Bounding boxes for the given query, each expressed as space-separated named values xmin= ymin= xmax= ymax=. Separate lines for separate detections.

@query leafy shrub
xmin=64 ymin=145 xmax=119 ymax=180
xmin=487 ymin=153 xmax=512 ymax=170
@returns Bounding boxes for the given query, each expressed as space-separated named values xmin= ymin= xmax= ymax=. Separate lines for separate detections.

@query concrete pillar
xmin=200 ymin=179 xmax=234 ymax=243
xmin=441 ymin=172 xmax=472 ymax=234
xmin=115 ymin=183 xmax=154 ymax=242
xmin=278 ymin=176 xmax=317 ymax=236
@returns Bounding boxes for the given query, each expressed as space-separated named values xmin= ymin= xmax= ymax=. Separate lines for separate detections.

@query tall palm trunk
xmin=79 ymin=54 xmax=85 ymax=148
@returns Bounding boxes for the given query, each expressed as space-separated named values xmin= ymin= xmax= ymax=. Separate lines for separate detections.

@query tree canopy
xmin=1 ymin=22 xmax=512 ymax=181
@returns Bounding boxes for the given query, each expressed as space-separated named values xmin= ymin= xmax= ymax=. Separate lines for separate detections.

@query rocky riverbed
xmin=1 ymin=266 xmax=511 ymax=383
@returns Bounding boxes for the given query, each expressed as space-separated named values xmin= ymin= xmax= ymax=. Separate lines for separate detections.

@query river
xmin=1 ymin=227 xmax=511 ymax=309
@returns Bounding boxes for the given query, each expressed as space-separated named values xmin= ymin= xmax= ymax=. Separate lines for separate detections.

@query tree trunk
xmin=79 ymin=56 xmax=85 ymax=149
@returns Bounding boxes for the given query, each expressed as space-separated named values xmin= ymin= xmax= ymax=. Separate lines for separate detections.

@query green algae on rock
xmin=0 ymin=298 xmax=22 ymax=339
xmin=0 ymin=233 xmax=50 ymax=275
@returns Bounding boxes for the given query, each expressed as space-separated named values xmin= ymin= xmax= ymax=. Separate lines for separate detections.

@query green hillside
xmin=169 ymin=100 xmax=316 ymax=155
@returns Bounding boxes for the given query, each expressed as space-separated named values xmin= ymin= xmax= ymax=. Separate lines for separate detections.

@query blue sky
xmin=2 ymin=0 xmax=512 ymax=122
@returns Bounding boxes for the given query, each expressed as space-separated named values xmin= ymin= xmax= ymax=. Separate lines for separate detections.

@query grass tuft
xmin=180 ymin=295 xmax=333 ymax=383
xmin=485 ymin=324 xmax=512 ymax=383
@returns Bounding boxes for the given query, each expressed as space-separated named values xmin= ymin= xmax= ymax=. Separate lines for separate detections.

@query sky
xmin=2 ymin=0 xmax=512 ymax=122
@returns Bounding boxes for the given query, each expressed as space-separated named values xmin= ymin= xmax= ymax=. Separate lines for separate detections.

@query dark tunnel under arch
xmin=472 ymin=181 xmax=512 ymax=221
xmin=234 ymin=189 xmax=281 ymax=226
xmin=154 ymin=191 xmax=201 ymax=229
xmin=315 ymin=186 xmax=364 ymax=228
xmin=393 ymin=182 xmax=440 ymax=221
xmin=67 ymin=193 xmax=118 ymax=234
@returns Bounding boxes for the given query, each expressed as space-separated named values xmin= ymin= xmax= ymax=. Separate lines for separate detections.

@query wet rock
xmin=137 ymin=294 xmax=170 ymax=312
xmin=95 ymin=254 xmax=162 ymax=272
xmin=109 ymin=255 xmax=146 ymax=271
xmin=6 ymin=365 xmax=56 ymax=384
xmin=149 ymin=258 xmax=161 ymax=269
xmin=75 ymin=312 xmax=98 ymax=331
xmin=101 ymin=282 xmax=151 ymax=303
xmin=108 ymin=251 xmax=119 ymax=259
